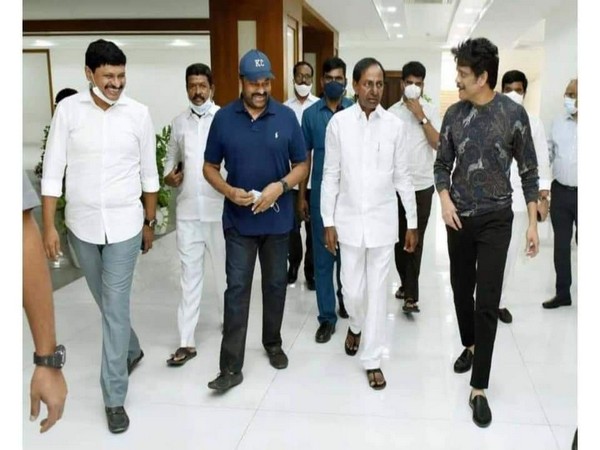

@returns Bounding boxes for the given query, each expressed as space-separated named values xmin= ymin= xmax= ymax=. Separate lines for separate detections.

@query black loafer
xmin=127 ymin=349 xmax=144 ymax=375
xmin=469 ymin=394 xmax=492 ymax=428
xmin=395 ymin=286 xmax=405 ymax=299
xmin=207 ymin=371 xmax=243 ymax=391
xmin=453 ymin=348 xmax=474 ymax=373
xmin=266 ymin=348 xmax=289 ymax=369
xmin=542 ymin=296 xmax=572 ymax=309
xmin=105 ymin=406 xmax=129 ymax=433
xmin=287 ymin=266 xmax=299 ymax=284
xmin=306 ymin=279 xmax=316 ymax=291
xmin=338 ymin=304 xmax=349 ymax=319
xmin=315 ymin=322 xmax=335 ymax=343
xmin=498 ymin=307 xmax=513 ymax=324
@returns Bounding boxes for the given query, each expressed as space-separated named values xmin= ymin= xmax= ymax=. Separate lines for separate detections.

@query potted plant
xmin=154 ymin=125 xmax=172 ymax=235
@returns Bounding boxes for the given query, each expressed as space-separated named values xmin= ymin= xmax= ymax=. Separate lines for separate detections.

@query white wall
xmin=338 ymin=46 xmax=443 ymax=108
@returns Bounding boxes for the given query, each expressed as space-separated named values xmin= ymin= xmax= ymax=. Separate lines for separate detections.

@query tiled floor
xmin=22 ymin=199 xmax=577 ymax=449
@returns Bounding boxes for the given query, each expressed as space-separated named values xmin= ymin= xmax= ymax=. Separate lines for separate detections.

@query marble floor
xmin=22 ymin=199 xmax=577 ymax=449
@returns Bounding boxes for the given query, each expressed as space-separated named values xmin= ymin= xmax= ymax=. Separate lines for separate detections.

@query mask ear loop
xmin=272 ymin=202 xmax=280 ymax=213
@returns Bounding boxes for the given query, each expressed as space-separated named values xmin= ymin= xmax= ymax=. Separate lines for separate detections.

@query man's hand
xmin=537 ymin=198 xmax=549 ymax=222
xmin=297 ymin=196 xmax=310 ymax=222
xmin=252 ymin=182 xmax=283 ymax=214
xmin=43 ymin=226 xmax=61 ymax=261
xmin=324 ymin=226 xmax=338 ymax=256
xmin=404 ymin=229 xmax=418 ymax=253
xmin=404 ymin=98 xmax=426 ymax=122
xmin=30 ymin=366 xmax=67 ymax=433
xmin=441 ymin=196 xmax=462 ymax=230
xmin=141 ymin=225 xmax=154 ymax=254
xmin=227 ymin=187 xmax=255 ymax=207
xmin=525 ymin=225 xmax=539 ymax=257
xmin=164 ymin=166 xmax=183 ymax=188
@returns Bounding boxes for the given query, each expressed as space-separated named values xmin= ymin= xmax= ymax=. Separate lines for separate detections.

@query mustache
xmin=106 ymin=85 xmax=123 ymax=90
xmin=252 ymin=93 xmax=267 ymax=99
xmin=193 ymin=94 xmax=207 ymax=101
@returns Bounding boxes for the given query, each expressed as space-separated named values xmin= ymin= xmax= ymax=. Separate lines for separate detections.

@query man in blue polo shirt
xmin=203 ymin=49 xmax=308 ymax=391
xmin=299 ymin=57 xmax=353 ymax=344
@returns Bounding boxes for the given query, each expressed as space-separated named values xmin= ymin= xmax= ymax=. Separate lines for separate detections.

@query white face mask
xmin=404 ymin=84 xmax=421 ymax=100
xmin=190 ymin=99 xmax=213 ymax=116
xmin=294 ymin=83 xmax=312 ymax=98
xmin=564 ymin=96 xmax=577 ymax=115
xmin=505 ymin=90 xmax=524 ymax=106
xmin=88 ymin=75 xmax=119 ymax=106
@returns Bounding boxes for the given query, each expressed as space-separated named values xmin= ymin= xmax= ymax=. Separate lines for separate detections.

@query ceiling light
xmin=392 ymin=23 xmax=401 ymax=27
xmin=396 ymin=34 xmax=404 ymax=38
xmin=456 ymin=23 xmax=469 ymax=28
xmin=386 ymin=6 xmax=397 ymax=13
xmin=464 ymin=8 xmax=478 ymax=13
xmin=170 ymin=39 xmax=192 ymax=47
xmin=32 ymin=39 xmax=54 ymax=47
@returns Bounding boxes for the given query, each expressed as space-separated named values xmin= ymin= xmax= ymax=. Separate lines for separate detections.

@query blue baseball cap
xmin=239 ymin=49 xmax=274 ymax=81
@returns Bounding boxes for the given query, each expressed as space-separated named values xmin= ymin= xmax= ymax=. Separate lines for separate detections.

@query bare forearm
xmin=41 ymin=196 xmax=58 ymax=231
xmin=298 ymin=153 xmax=312 ymax=198
xmin=142 ymin=191 xmax=158 ymax=219
xmin=284 ymin=161 xmax=309 ymax=189
xmin=423 ymin=124 xmax=440 ymax=150
xmin=527 ymin=201 xmax=538 ymax=227
xmin=203 ymin=162 xmax=233 ymax=199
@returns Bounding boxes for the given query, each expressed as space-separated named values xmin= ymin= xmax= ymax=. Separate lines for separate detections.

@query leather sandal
xmin=402 ymin=298 xmax=420 ymax=313
xmin=166 ymin=347 xmax=197 ymax=366
xmin=344 ymin=328 xmax=361 ymax=356
xmin=366 ymin=368 xmax=387 ymax=390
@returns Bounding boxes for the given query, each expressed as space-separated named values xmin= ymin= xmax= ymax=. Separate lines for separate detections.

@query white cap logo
xmin=255 ymin=59 xmax=265 ymax=67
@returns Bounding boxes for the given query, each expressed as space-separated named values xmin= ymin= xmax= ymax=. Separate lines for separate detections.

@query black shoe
xmin=542 ymin=296 xmax=572 ymax=309
xmin=287 ymin=266 xmax=299 ymax=284
xmin=266 ymin=348 xmax=289 ymax=369
xmin=207 ymin=371 xmax=243 ymax=391
xmin=306 ymin=279 xmax=316 ymax=290
xmin=127 ymin=350 xmax=144 ymax=375
xmin=498 ymin=307 xmax=513 ymax=324
xmin=395 ymin=286 xmax=405 ymax=299
xmin=105 ymin=406 xmax=129 ymax=433
xmin=315 ymin=322 xmax=335 ymax=343
xmin=453 ymin=348 xmax=474 ymax=373
xmin=469 ymin=394 xmax=492 ymax=428
xmin=338 ymin=304 xmax=349 ymax=319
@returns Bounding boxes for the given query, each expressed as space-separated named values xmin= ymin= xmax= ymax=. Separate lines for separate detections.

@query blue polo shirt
xmin=205 ymin=97 xmax=307 ymax=235
xmin=301 ymin=96 xmax=354 ymax=208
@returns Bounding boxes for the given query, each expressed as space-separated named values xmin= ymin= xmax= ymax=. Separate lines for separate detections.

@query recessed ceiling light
xmin=32 ymin=39 xmax=54 ymax=47
xmin=386 ymin=6 xmax=397 ymax=13
xmin=170 ymin=39 xmax=192 ymax=47
xmin=456 ymin=23 xmax=469 ymax=28
xmin=392 ymin=23 xmax=401 ymax=28
xmin=464 ymin=8 xmax=478 ymax=14
xmin=396 ymin=34 xmax=404 ymax=38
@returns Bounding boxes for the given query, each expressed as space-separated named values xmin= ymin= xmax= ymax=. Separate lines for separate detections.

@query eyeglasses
xmin=294 ymin=73 xmax=313 ymax=82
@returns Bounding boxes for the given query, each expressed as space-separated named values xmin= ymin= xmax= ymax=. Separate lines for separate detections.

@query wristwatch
xmin=279 ymin=179 xmax=290 ymax=194
xmin=420 ymin=117 xmax=429 ymax=126
xmin=34 ymin=344 xmax=66 ymax=369
xmin=144 ymin=218 xmax=157 ymax=228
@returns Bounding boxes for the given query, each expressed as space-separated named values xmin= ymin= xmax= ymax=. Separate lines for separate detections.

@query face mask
xmin=564 ymin=96 xmax=577 ymax=115
xmin=190 ymin=99 xmax=213 ymax=116
xmin=294 ymin=83 xmax=312 ymax=98
xmin=505 ymin=90 xmax=524 ymax=106
xmin=323 ymin=81 xmax=345 ymax=100
xmin=404 ymin=84 xmax=421 ymax=100
xmin=88 ymin=76 xmax=118 ymax=106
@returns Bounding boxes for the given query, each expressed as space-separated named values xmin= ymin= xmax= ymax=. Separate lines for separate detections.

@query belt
xmin=554 ymin=180 xmax=577 ymax=191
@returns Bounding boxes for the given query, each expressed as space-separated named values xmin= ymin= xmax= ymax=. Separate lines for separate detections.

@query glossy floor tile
xmin=22 ymin=199 xmax=577 ymax=449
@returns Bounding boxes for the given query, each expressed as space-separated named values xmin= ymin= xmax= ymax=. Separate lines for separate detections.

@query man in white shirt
xmin=321 ymin=57 xmax=417 ymax=390
xmin=543 ymin=78 xmax=578 ymax=309
xmin=388 ymin=61 xmax=440 ymax=314
xmin=163 ymin=63 xmax=226 ymax=366
xmin=500 ymin=70 xmax=552 ymax=321
xmin=42 ymin=39 xmax=159 ymax=434
xmin=284 ymin=61 xmax=319 ymax=288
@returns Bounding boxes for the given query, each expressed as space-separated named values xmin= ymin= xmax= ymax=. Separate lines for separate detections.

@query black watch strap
xmin=34 ymin=344 xmax=66 ymax=369
xmin=144 ymin=218 xmax=157 ymax=228
xmin=279 ymin=179 xmax=290 ymax=194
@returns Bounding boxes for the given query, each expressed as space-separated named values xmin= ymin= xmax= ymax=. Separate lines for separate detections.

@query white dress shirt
xmin=285 ymin=93 xmax=319 ymax=190
xmin=42 ymin=91 xmax=159 ymax=244
xmin=321 ymin=103 xmax=417 ymax=248
xmin=549 ymin=113 xmax=578 ymax=187
xmin=510 ymin=113 xmax=552 ymax=211
xmin=387 ymin=98 xmax=441 ymax=191
xmin=164 ymin=104 xmax=224 ymax=221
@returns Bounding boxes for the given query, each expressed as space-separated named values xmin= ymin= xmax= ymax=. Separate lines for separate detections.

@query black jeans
xmin=220 ymin=228 xmax=289 ymax=374
xmin=550 ymin=180 xmax=578 ymax=301
xmin=447 ymin=207 xmax=513 ymax=389
xmin=288 ymin=189 xmax=314 ymax=282
xmin=394 ymin=186 xmax=434 ymax=302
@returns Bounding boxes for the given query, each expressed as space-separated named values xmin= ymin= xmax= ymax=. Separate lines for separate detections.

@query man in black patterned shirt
xmin=433 ymin=38 xmax=539 ymax=428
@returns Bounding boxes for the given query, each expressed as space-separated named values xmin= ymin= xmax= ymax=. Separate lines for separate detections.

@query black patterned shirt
xmin=434 ymin=93 xmax=539 ymax=217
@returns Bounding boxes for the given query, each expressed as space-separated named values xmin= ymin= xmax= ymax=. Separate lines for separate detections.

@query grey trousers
xmin=68 ymin=229 xmax=142 ymax=407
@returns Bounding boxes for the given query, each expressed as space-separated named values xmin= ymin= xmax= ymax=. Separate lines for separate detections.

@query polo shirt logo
xmin=255 ymin=59 xmax=265 ymax=67
xmin=275 ymin=131 xmax=279 ymax=139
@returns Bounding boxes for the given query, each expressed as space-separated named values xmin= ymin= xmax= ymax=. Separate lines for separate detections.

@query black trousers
xmin=394 ymin=186 xmax=434 ymax=302
xmin=550 ymin=180 xmax=578 ymax=301
xmin=288 ymin=189 xmax=314 ymax=282
xmin=447 ymin=207 xmax=513 ymax=389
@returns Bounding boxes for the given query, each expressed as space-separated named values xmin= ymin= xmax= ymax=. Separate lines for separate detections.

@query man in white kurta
xmin=163 ymin=63 xmax=226 ymax=366
xmin=321 ymin=58 xmax=417 ymax=389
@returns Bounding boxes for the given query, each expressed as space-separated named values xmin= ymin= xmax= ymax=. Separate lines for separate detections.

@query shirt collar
xmin=352 ymin=102 xmax=385 ymax=120
xmin=186 ymin=103 xmax=218 ymax=120
xmin=318 ymin=96 xmax=352 ymax=112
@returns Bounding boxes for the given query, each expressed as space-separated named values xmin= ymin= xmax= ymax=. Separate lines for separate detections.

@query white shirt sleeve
xmin=531 ymin=117 xmax=552 ymax=191
xmin=139 ymin=108 xmax=160 ymax=193
xmin=321 ymin=118 xmax=341 ymax=227
xmin=393 ymin=121 xmax=418 ymax=229
xmin=41 ymin=104 xmax=68 ymax=197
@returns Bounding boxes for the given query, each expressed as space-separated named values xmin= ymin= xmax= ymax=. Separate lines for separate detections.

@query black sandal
xmin=344 ymin=328 xmax=361 ymax=356
xmin=366 ymin=368 xmax=387 ymax=390
xmin=402 ymin=298 xmax=420 ymax=313
xmin=166 ymin=347 xmax=197 ymax=366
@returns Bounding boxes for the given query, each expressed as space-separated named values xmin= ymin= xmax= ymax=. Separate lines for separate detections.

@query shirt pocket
xmin=376 ymin=142 xmax=394 ymax=173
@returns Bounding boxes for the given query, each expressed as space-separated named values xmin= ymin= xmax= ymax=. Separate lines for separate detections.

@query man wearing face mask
xmin=41 ymin=39 xmax=159 ymax=433
xmin=388 ymin=61 xmax=440 ymax=314
xmin=284 ymin=61 xmax=319 ymax=289
xmin=163 ymin=63 xmax=225 ymax=367
xmin=500 ymin=70 xmax=552 ymax=322
xmin=543 ymin=78 xmax=578 ymax=309
xmin=300 ymin=57 xmax=353 ymax=343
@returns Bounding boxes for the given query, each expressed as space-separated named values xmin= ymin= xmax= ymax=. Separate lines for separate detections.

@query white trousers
xmin=176 ymin=219 xmax=226 ymax=347
xmin=339 ymin=242 xmax=394 ymax=370
xmin=501 ymin=211 xmax=529 ymax=303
